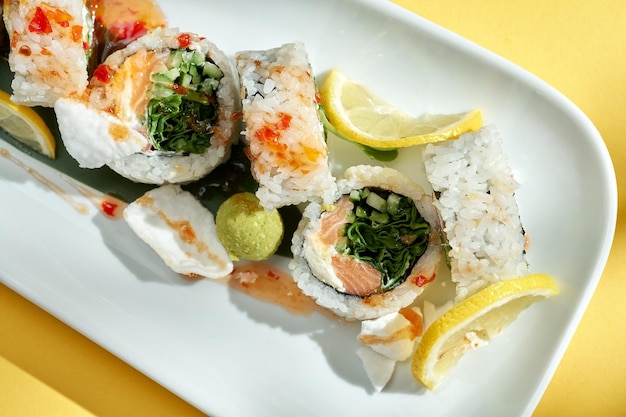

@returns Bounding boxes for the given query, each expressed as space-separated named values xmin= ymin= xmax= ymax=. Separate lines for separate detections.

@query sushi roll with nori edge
xmin=3 ymin=0 xmax=93 ymax=106
xmin=55 ymin=27 xmax=238 ymax=184
xmin=235 ymin=42 xmax=337 ymax=211
xmin=422 ymin=125 xmax=529 ymax=302
xmin=290 ymin=165 xmax=443 ymax=321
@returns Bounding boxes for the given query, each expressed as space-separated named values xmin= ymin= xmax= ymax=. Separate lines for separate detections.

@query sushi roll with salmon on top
xmin=235 ymin=42 xmax=337 ymax=210
xmin=290 ymin=165 xmax=443 ymax=321
xmin=3 ymin=0 xmax=93 ymax=106
xmin=55 ymin=27 xmax=238 ymax=184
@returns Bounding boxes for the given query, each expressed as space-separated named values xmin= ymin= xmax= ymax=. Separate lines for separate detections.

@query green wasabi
xmin=215 ymin=192 xmax=284 ymax=261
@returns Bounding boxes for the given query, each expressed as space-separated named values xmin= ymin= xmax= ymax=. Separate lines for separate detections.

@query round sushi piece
xmin=290 ymin=165 xmax=443 ymax=321
xmin=55 ymin=27 xmax=238 ymax=184
xmin=3 ymin=0 xmax=92 ymax=106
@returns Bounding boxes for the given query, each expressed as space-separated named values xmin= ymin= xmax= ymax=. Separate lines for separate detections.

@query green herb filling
xmin=147 ymin=49 xmax=223 ymax=154
xmin=339 ymin=188 xmax=430 ymax=292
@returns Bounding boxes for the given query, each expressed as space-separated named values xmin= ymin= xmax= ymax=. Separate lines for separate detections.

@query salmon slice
xmin=318 ymin=195 xmax=353 ymax=246
xmin=107 ymin=49 xmax=169 ymax=122
xmin=316 ymin=195 xmax=383 ymax=296
xmin=331 ymin=253 xmax=382 ymax=296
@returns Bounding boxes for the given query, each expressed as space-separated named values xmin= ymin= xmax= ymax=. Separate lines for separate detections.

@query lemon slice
xmin=0 ymin=90 xmax=56 ymax=158
xmin=320 ymin=69 xmax=483 ymax=149
xmin=411 ymin=273 xmax=558 ymax=391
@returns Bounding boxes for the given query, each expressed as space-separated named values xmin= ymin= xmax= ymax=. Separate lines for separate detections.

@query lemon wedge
xmin=411 ymin=273 xmax=558 ymax=391
xmin=319 ymin=69 xmax=483 ymax=149
xmin=0 ymin=90 xmax=56 ymax=158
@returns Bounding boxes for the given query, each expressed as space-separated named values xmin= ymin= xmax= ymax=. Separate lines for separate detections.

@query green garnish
xmin=147 ymin=49 xmax=223 ymax=154
xmin=339 ymin=188 xmax=430 ymax=292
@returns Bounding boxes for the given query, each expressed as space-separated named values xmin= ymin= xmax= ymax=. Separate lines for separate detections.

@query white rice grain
xmin=423 ymin=126 xmax=528 ymax=301
xmin=236 ymin=42 xmax=337 ymax=210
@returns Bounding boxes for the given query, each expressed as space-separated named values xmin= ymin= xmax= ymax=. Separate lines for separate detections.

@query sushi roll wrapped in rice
xmin=290 ymin=165 xmax=443 ymax=321
xmin=55 ymin=27 xmax=238 ymax=184
xmin=236 ymin=42 xmax=337 ymax=210
xmin=422 ymin=126 xmax=529 ymax=301
xmin=3 ymin=0 xmax=92 ymax=106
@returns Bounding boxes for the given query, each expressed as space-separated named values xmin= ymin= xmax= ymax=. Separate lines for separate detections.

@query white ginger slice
xmin=54 ymin=97 xmax=148 ymax=168
xmin=124 ymin=184 xmax=233 ymax=278
xmin=358 ymin=307 xmax=423 ymax=361
xmin=356 ymin=347 xmax=396 ymax=392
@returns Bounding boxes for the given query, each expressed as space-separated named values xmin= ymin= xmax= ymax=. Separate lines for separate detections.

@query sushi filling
xmin=147 ymin=49 xmax=224 ymax=154
xmin=338 ymin=188 xmax=431 ymax=293
xmin=308 ymin=188 xmax=431 ymax=297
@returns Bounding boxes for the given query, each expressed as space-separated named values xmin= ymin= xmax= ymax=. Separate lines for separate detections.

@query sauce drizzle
xmin=228 ymin=262 xmax=333 ymax=317
xmin=0 ymin=147 xmax=89 ymax=215
xmin=67 ymin=178 xmax=127 ymax=219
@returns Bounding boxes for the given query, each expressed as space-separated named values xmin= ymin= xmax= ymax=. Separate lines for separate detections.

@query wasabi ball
xmin=216 ymin=192 xmax=284 ymax=261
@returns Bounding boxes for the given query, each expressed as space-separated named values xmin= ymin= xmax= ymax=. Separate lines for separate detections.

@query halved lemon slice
xmin=0 ymin=90 xmax=56 ymax=158
xmin=320 ymin=68 xmax=483 ymax=149
xmin=411 ymin=273 xmax=558 ymax=391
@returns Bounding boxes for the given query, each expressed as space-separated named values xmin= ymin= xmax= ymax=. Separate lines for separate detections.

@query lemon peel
xmin=411 ymin=273 xmax=558 ymax=391
xmin=319 ymin=68 xmax=483 ymax=149
xmin=0 ymin=90 xmax=56 ymax=158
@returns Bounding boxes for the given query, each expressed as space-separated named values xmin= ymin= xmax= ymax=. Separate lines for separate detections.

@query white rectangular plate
xmin=0 ymin=0 xmax=617 ymax=416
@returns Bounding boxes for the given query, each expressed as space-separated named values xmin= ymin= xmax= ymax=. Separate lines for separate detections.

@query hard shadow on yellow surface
xmin=0 ymin=284 xmax=208 ymax=417
xmin=0 ymin=356 xmax=97 ymax=417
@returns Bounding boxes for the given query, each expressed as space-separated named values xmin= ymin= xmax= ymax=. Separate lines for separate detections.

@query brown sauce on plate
xmin=227 ymin=262 xmax=333 ymax=317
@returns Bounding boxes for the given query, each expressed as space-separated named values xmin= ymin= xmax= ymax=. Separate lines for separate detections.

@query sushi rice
xmin=3 ymin=0 xmax=91 ymax=106
xmin=422 ymin=125 xmax=529 ymax=301
xmin=236 ymin=42 xmax=337 ymax=210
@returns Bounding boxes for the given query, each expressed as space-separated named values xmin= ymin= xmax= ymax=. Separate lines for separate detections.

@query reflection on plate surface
xmin=0 ymin=0 xmax=617 ymax=416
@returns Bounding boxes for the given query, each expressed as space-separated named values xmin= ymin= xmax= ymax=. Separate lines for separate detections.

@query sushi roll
xmin=235 ymin=42 xmax=337 ymax=210
xmin=55 ymin=27 xmax=238 ymax=184
xmin=3 ymin=0 xmax=92 ymax=106
xmin=290 ymin=165 xmax=443 ymax=321
xmin=422 ymin=126 xmax=529 ymax=301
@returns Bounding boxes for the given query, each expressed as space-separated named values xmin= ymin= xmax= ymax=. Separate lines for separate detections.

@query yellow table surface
xmin=1 ymin=1 xmax=624 ymax=416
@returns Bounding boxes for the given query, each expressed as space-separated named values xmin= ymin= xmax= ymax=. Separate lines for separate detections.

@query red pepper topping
xmin=413 ymin=274 xmax=436 ymax=287
xmin=101 ymin=200 xmax=118 ymax=217
xmin=254 ymin=112 xmax=292 ymax=157
xmin=177 ymin=33 xmax=191 ymax=48
xmin=109 ymin=21 xmax=148 ymax=42
xmin=93 ymin=64 xmax=113 ymax=83
xmin=277 ymin=113 xmax=292 ymax=130
xmin=29 ymin=7 xmax=53 ymax=34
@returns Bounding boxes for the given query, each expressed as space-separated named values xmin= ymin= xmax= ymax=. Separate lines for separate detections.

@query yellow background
xmin=1 ymin=1 xmax=624 ymax=416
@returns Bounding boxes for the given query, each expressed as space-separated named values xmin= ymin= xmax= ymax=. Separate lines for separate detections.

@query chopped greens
xmin=339 ymin=188 xmax=430 ymax=292
xmin=147 ymin=49 xmax=223 ymax=154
